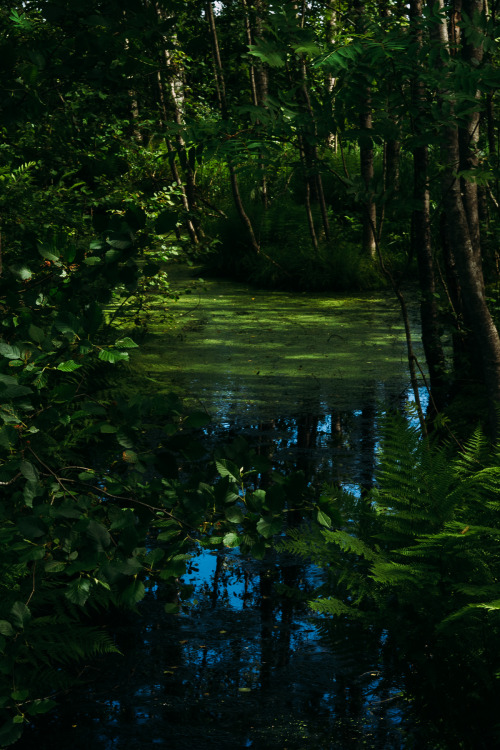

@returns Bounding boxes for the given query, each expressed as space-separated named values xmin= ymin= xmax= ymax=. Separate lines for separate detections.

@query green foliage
xmin=281 ymin=414 xmax=500 ymax=745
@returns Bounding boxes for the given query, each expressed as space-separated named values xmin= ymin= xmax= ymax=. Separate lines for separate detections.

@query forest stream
xmin=24 ymin=268 xmax=429 ymax=749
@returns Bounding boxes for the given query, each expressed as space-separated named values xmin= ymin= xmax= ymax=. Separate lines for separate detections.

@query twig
xmin=27 ymin=446 xmax=79 ymax=501
xmin=25 ymin=561 xmax=37 ymax=607
xmin=0 ymin=472 xmax=21 ymax=486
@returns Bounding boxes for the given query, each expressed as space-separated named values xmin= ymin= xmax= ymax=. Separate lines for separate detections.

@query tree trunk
xmin=458 ymin=0 xmax=484 ymax=262
xmin=410 ymin=0 xmax=447 ymax=413
xmin=354 ymin=0 xmax=376 ymax=257
xmin=435 ymin=0 xmax=500 ymax=417
xmin=156 ymin=3 xmax=200 ymax=245
xmin=206 ymin=1 xmax=261 ymax=254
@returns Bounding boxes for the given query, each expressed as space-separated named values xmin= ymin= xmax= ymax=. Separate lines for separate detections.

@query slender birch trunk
xmin=206 ymin=1 xmax=260 ymax=254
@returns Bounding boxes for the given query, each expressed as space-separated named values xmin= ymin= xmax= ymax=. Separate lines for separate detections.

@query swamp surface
xmin=24 ymin=268 xmax=430 ymax=749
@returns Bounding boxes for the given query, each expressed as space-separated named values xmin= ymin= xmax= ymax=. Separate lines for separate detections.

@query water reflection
xmin=24 ymin=398 xmax=423 ymax=750
xmin=23 ymin=273 xmax=428 ymax=748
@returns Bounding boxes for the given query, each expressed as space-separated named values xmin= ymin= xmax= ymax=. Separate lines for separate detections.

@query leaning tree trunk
xmin=436 ymin=0 xmax=500 ymax=422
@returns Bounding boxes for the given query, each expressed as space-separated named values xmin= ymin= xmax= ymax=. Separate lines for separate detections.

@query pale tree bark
xmin=155 ymin=2 xmax=200 ymax=246
xmin=353 ymin=0 xmax=376 ymax=257
xmin=324 ymin=0 xmax=337 ymax=150
xmin=241 ymin=0 xmax=269 ymax=208
xmin=206 ymin=0 xmax=261 ymax=254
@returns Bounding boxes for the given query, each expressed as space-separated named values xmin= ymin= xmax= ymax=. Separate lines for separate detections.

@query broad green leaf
xmin=9 ymin=264 xmax=32 ymax=281
xmin=26 ymin=699 xmax=57 ymax=716
xmin=86 ymin=520 xmax=111 ymax=551
xmin=57 ymin=360 xmax=82 ymax=372
xmin=0 ymin=718 xmax=24 ymax=747
xmin=224 ymin=506 xmax=244 ymax=524
xmin=65 ymin=578 xmax=92 ymax=607
xmin=17 ymin=515 xmax=45 ymax=538
xmin=10 ymin=601 xmax=31 ymax=629
xmin=223 ymin=532 xmax=240 ymax=547
xmin=98 ymin=349 xmax=129 ymax=363
xmin=164 ymin=602 xmax=180 ymax=614
xmin=106 ymin=232 xmax=131 ymax=250
xmin=119 ymin=579 xmax=145 ymax=606
xmin=0 ymin=621 xmax=14 ymax=637
xmin=37 ymin=244 xmax=59 ymax=262
xmin=44 ymin=561 xmax=66 ymax=573
xmin=0 ymin=384 xmax=32 ymax=399
xmin=256 ymin=517 xmax=282 ymax=538
xmin=114 ymin=337 xmax=138 ymax=348
xmin=19 ymin=460 xmax=38 ymax=483
xmin=28 ymin=324 xmax=44 ymax=343
xmin=105 ymin=249 xmax=122 ymax=263
xmin=0 ymin=343 xmax=21 ymax=360
xmin=10 ymin=690 xmax=29 ymax=702
xmin=215 ymin=459 xmax=241 ymax=483
xmin=317 ymin=510 xmax=332 ymax=528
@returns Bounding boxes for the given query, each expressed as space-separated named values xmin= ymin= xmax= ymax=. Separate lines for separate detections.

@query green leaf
xmin=10 ymin=601 xmax=31 ymax=629
xmin=0 ymin=621 xmax=14 ymax=637
xmin=223 ymin=532 xmax=241 ymax=547
xmin=114 ymin=337 xmax=138 ymax=348
xmin=17 ymin=515 xmax=46 ymax=538
xmin=86 ymin=520 xmax=111 ymax=551
xmin=106 ymin=232 xmax=131 ymax=250
xmin=19 ymin=460 xmax=38 ymax=483
xmin=65 ymin=578 xmax=92 ymax=607
xmin=164 ymin=602 xmax=180 ymax=614
xmin=9 ymin=264 xmax=32 ymax=281
xmin=105 ymin=249 xmax=122 ymax=263
xmin=0 ymin=718 xmax=24 ymax=747
xmin=216 ymin=459 xmax=241 ymax=483
xmin=256 ymin=517 xmax=282 ymax=538
xmin=26 ymin=699 xmax=57 ymax=716
xmin=44 ymin=561 xmax=66 ymax=573
xmin=317 ymin=510 xmax=332 ymax=528
xmin=57 ymin=360 xmax=82 ymax=372
xmin=37 ymin=244 xmax=59 ymax=262
xmin=119 ymin=579 xmax=145 ymax=606
xmin=28 ymin=324 xmax=45 ymax=343
xmin=0 ymin=384 xmax=32 ymax=399
xmin=225 ymin=506 xmax=244 ymax=524
xmin=98 ymin=349 xmax=129 ymax=363
xmin=83 ymin=256 xmax=102 ymax=266
xmin=0 ymin=343 xmax=21 ymax=360
xmin=11 ymin=690 xmax=29 ymax=702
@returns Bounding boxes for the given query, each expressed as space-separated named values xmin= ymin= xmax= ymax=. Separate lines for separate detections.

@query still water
xmin=24 ymin=269 xmax=428 ymax=748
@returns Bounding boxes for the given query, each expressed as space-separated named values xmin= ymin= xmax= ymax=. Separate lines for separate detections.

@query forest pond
xmin=25 ymin=269 xmax=429 ymax=749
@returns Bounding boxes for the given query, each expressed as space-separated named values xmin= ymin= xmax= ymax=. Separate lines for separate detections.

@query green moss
xmin=129 ymin=265 xmax=424 ymax=420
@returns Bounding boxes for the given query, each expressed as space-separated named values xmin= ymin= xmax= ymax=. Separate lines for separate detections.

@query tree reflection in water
xmin=23 ymin=396 xmax=422 ymax=749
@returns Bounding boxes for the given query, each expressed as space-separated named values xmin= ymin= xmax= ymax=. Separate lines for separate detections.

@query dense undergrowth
xmin=280 ymin=413 xmax=500 ymax=748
